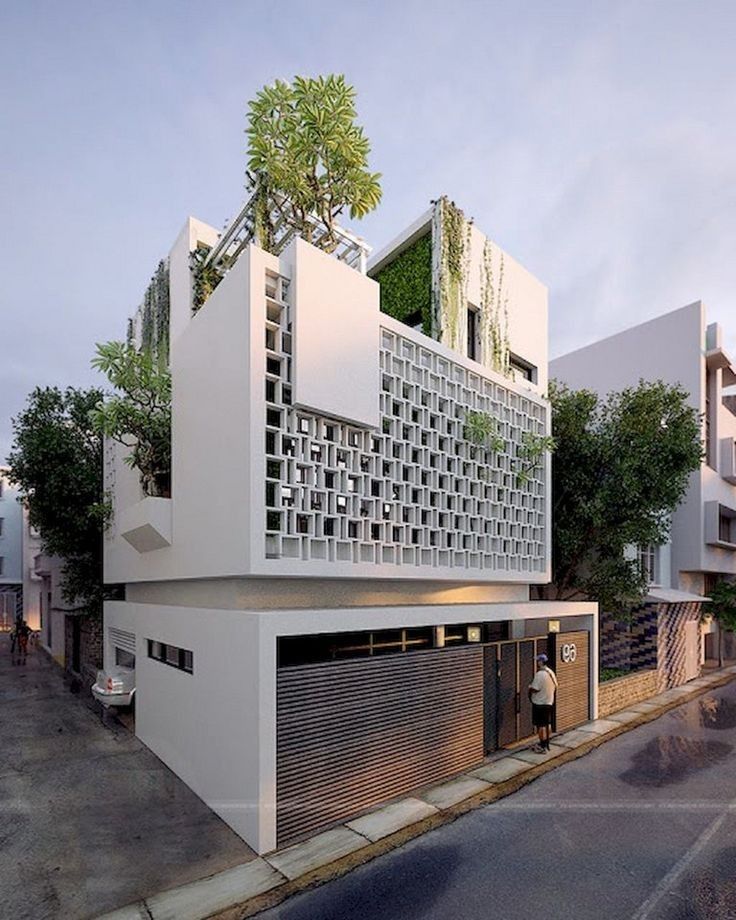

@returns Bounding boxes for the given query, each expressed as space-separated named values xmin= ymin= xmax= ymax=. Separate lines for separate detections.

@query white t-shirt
xmin=529 ymin=667 xmax=558 ymax=706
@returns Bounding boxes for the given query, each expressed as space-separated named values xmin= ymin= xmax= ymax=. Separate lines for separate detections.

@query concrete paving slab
xmin=628 ymin=701 xmax=661 ymax=713
xmin=146 ymin=859 xmax=285 ymax=920
xmin=418 ymin=775 xmax=491 ymax=810
xmin=266 ymin=826 xmax=367 ymax=881
xmin=468 ymin=757 xmax=533 ymax=783
xmin=575 ymin=719 xmax=621 ymax=735
xmin=96 ymin=905 xmax=150 ymax=920
xmin=346 ymin=797 xmax=438 ymax=842
xmin=554 ymin=729 xmax=601 ymax=748
xmin=511 ymin=744 xmax=568 ymax=764
xmin=605 ymin=709 xmax=643 ymax=724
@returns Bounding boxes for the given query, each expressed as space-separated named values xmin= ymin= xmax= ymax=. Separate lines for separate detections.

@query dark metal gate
xmin=484 ymin=636 xmax=550 ymax=752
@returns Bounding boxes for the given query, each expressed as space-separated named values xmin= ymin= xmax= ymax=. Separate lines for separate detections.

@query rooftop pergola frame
xmin=204 ymin=184 xmax=372 ymax=276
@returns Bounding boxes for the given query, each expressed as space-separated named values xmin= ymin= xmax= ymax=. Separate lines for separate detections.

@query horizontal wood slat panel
xmin=278 ymin=726 xmax=481 ymax=788
xmin=277 ymin=646 xmax=483 ymax=847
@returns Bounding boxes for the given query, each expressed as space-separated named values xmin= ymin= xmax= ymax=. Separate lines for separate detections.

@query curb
xmin=97 ymin=668 xmax=736 ymax=920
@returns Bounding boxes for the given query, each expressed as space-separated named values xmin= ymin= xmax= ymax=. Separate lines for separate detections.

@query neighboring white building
xmin=22 ymin=507 xmax=42 ymax=630
xmin=551 ymin=301 xmax=736 ymax=679
xmin=103 ymin=198 xmax=596 ymax=854
xmin=0 ymin=468 xmax=24 ymax=630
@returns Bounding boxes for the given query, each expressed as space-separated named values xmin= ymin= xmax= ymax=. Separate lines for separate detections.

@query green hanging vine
xmin=434 ymin=197 xmax=471 ymax=351
xmin=138 ymin=260 xmax=170 ymax=363
xmin=480 ymin=240 xmax=512 ymax=378
xmin=190 ymin=245 xmax=224 ymax=315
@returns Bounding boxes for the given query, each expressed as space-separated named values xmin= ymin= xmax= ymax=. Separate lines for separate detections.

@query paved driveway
xmin=260 ymin=678 xmax=736 ymax=920
xmin=0 ymin=643 xmax=253 ymax=920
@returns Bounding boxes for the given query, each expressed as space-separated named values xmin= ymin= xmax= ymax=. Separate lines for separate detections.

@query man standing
xmin=528 ymin=653 xmax=558 ymax=753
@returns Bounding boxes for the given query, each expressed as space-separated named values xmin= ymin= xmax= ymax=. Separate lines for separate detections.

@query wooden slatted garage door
xmin=552 ymin=630 xmax=590 ymax=732
xmin=277 ymin=646 xmax=484 ymax=847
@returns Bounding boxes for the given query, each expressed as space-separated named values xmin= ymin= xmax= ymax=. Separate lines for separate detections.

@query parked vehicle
xmin=92 ymin=666 xmax=135 ymax=708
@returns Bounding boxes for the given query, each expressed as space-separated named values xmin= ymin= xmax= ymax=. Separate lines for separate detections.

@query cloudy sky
xmin=2 ymin=1 xmax=736 ymax=460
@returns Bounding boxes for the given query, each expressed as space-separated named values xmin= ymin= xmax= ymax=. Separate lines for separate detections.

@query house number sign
xmin=561 ymin=642 xmax=577 ymax=664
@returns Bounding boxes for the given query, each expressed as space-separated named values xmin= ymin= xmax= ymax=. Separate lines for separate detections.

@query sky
xmin=2 ymin=0 xmax=736 ymax=460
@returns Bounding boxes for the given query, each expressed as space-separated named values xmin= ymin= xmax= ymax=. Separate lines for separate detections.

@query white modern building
xmin=0 ymin=468 xmax=25 ymax=630
xmin=103 ymin=197 xmax=596 ymax=854
xmin=552 ymin=301 xmax=736 ymax=678
xmin=22 ymin=507 xmax=42 ymax=630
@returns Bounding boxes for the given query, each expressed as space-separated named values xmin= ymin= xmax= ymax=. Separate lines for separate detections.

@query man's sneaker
xmin=531 ymin=744 xmax=546 ymax=754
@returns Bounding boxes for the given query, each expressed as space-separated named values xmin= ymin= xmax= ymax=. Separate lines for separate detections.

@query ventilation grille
xmin=109 ymin=627 xmax=135 ymax=654
xmin=264 ymin=303 xmax=548 ymax=576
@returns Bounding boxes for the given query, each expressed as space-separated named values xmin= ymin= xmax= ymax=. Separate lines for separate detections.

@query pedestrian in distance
xmin=528 ymin=653 xmax=558 ymax=753
xmin=9 ymin=613 xmax=23 ymax=664
xmin=16 ymin=619 xmax=31 ymax=665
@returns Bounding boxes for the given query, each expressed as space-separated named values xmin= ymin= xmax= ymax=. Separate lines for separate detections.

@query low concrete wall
xmin=598 ymin=669 xmax=658 ymax=717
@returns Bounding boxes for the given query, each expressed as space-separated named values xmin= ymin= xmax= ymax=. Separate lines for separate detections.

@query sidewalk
xmin=99 ymin=665 xmax=736 ymax=920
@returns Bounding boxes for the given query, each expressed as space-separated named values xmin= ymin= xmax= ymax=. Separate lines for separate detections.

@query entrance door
xmin=484 ymin=639 xmax=542 ymax=753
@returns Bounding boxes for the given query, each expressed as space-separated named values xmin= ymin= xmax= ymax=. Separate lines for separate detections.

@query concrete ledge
xmin=418 ymin=776 xmax=491 ymax=810
xmin=265 ymin=827 xmax=367 ymax=881
xmin=346 ymin=797 xmax=438 ymax=842
xmin=146 ymin=860 xmax=284 ymax=920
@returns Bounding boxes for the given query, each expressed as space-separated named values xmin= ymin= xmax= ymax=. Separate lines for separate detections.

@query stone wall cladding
xmin=600 ymin=607 xmax=657 ymax=671
xmin=598 ymin=669 xmax=658 ymax=717
xmin=657 ymin=601 xmax=702 ymax=691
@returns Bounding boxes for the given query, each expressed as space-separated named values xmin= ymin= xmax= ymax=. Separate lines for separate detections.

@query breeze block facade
xmin=103 ymin=200 xmax=596 ymax=854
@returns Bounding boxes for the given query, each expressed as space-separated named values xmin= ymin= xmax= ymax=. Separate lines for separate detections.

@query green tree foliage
xmin=374 ymin=234 xmax=432 ymax=334
xmin=91 ymin=342 xmax=172 ymax=498
xmin=7 ymin=387 xmax=105 ymax=609
xmin=707 ymin=580 xmax=736 ymax=667
xmin=246 ymin=74 xmax=382 ymax=252
xmin=547 ymin=379 xmax=703 ymax=613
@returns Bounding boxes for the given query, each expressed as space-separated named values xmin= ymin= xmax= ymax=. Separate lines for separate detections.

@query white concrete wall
xmin=291 ymin=238 xmax=380 ymax=428
xmin=104 ymin=601 xmax=266 ymax=850
xmin=105 ymin=597 xmax=596 ymax=854
xmin=105 ymin=243 xmax=279 ymax=584
xmin=168 ymin=217 xmax=219 ymax=348
xmin=464 ymin=222 xmax=549 ymax=392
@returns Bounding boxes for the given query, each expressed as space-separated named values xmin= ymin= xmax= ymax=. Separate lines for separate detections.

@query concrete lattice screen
xmin=264 ymin=284 xmax=548 ymax=575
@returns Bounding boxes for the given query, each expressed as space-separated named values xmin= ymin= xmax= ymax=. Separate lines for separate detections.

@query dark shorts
xmin=532 ymin=703 xmax=553 ymax=728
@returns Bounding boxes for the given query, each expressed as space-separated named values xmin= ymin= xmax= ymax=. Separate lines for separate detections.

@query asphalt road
xmin=0 ymin=642 xmax=253 ymax=920
xmin=260 ymin=678 xmax=736 ymax=920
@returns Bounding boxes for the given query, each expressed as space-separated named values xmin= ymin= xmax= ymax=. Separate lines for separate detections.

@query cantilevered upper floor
xmin=105 ymin=202 xmax=553 ymax=587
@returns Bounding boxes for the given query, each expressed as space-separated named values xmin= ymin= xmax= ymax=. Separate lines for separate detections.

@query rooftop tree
xmin=246 ymin=74 xmax=382 ymax=252
xmin=543 ymin=379 xmax=703 ymax=613
xmin=7 ymin=387 xmax=105 ymax=610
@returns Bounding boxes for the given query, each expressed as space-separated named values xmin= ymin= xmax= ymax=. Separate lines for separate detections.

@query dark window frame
xmin=147 ymin=639 xmax=194 ymax=674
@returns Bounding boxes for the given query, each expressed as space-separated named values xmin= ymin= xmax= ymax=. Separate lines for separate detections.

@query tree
xmin=545 ymin=379 xmax=703 ymax=613
xmin=707 ymin=580 xmax=736 ymax=668
xmin=7 ymin=387 xmax=105 ymax=609
xmin=246 ymin=74 xmax=382 ymax=252
xmin=90 ymin=341 xmax=172 ymax=498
